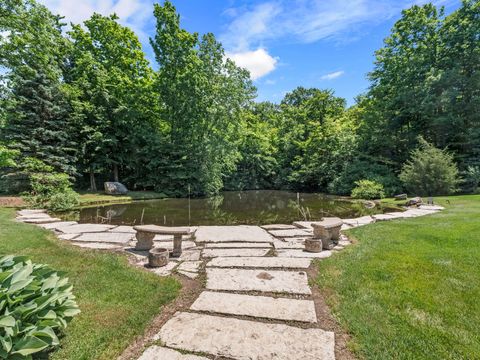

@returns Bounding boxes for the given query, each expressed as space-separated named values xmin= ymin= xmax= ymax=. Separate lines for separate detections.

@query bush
xmin=0 ymin=255 xmax=80 ymax=359
xmin=20 ymin=158 xmax=80 ymax=211
xmin=399 ymin=138 xmax=460 ymax=196
xmin=351 ymin=179 xmax=386 ymax=199
xmin=460 ymin=166 xmax=480 ymax=193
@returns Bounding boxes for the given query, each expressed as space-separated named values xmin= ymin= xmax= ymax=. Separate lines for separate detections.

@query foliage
xmin=461 ymin=166 xmax=480 ymax=194
xmin=0 ymin=146 xmax=17 ymax=169
xmin=351 ymin=179 xmax=386 ymax=199
xmin=21 ymin=158 xmax=79 ymax=211
xmin=0 ymin=255 xmax=80 ymax=359
xmin=399 ymin=138 xmax=460 ymax=196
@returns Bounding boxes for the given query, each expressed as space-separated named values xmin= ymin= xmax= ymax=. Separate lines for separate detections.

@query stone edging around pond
xmin=15 ymin=205 xmax=443 ymax=360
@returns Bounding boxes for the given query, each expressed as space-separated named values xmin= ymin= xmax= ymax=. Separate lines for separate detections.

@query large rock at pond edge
xmin=406 ymin=196 xmax=422 ymax=206
xmin=104 ymin=182 xmax=128 ymax=195
xmin=394 ymin=193 xmax=407 ymax=201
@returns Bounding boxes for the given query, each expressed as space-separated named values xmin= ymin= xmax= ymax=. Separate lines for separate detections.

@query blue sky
xmin=40 ymin=0 xmax=460 ymax=106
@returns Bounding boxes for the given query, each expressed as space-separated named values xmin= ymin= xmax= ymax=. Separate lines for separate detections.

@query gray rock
xmin=394 ymin=193 xmax=408 ymax=200
xmin=104 ymin=182 xmax=128 ymax=195
xmin=406 ymin=196 xmax=422 ymax=206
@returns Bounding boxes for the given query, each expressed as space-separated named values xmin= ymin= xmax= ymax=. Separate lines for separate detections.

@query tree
xmin=150 ymin=1 xmax=255 ymax=196
xmin=68 ymin=13 xmax=157 ymax=188
xmin=399 ymin=138 xmax=460 ymax=196
xmin=0 ymin=0 xmax=78 ymax=175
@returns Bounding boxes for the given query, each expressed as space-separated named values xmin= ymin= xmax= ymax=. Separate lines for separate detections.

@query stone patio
xmin=15 ymin=204 xmax=444 ymax=360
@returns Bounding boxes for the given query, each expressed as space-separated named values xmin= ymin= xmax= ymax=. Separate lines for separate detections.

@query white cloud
xmin=227 ymin=48 xmax=278 ymax=80
xmin=321 ymin=70 xmax=345 ymax=80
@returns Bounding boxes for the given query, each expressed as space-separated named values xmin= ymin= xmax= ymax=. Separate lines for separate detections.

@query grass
xmin=0 ymin=208 xmax=180 ymax=359
xmin=78 ymin=191 xmax=166 ymax=207
xmin=315 ymin=195 xmax=480 ymax=359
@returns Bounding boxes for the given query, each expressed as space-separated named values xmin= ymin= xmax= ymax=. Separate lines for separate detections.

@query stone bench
xmin=308 ymin=217 xmax=343 ymax=251
xmin=133 ymin=225 xmax=194 ymax=257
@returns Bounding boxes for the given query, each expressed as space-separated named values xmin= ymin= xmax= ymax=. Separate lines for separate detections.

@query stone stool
xmin=310 ymin=217 xmax=343 ymax=250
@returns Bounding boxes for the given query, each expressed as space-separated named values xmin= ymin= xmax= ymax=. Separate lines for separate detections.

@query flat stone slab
xmin=372 ymin=214 xmax=396 ymax=221
xmin=343 ymin=216 xmax=375 ymax=226
xmin=71 ymin=242 xmax=122 ymax=250
xmin=261 ymin=224 xmax=297 ymax=230
xmin=57 ymin=224 xmax=116 ymax=234
xmin=419 ymin=205 xmax=444 ymax=210
xmin=292 ymin=221 xmax=314 ymax=230
xmin=138 ymin=346 xmax=208 ymax=360
xmin=151 ymin=261 xmax=177 ymax=276
xmin=157 ymin=241 xmax=197 ymax=251
xmin=39 ymin=221 xmax=78 ymax=230
xmin=73 ymin=232 xmax=134 ymax=244
xmin=191 ymin=291 xmax=317 ymax=322
xmin=21 ymin=217 xmax=61 ymax=224
xmin=17 ymin=209 xmax=46 ymax=216
xmin=205 ymin=242 xmax=271 ymax=248
xmin=202 ymin=248 xmax=269 ymax=258
xmin=177 ymin=261 xmax=202 ymax=273
xmin=158 ymin=312 xmax=334 ymax=360
xmin=58 ymin=233 xmax=80 ymax=240
xmin=176 ymin=249 xmax=201 ymax=261
xmin=178 ymin=270 xmax=199 ymax=279
xmin=273 ymin=239 xmax=305 ymax=249
xmin=207 ymin=256 xmax=312 ymax=269
xmin=268 ymin=228 xmax=312 ymax=238
xmin=108 ymin=225 xmax=136 ymax=233
xmin=195 ymin=226 xmax=272 ymax=243
xmin=277 ymin=249 xmax=332 ymax=259
xmin=206 ymin=268 xmax=311 ymax=294
xmin=17 ymin=213 xmax=52 ymax=219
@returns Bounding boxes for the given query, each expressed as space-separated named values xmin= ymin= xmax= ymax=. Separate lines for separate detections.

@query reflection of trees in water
xmin=207 ymin=195 xmax=224 ymax=210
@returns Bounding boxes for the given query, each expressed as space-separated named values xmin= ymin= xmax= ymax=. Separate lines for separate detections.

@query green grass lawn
xmin=78 ymin=191 xmax=166 ymax=207
xmin=0 ymin=208 xmax=180 ymax=359
xmin=316 ymin=195 xmax=480 ymax=359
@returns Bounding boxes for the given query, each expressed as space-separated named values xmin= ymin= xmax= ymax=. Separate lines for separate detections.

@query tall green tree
xmin=150 ymin=1 xmax=255 ymax=196
xmin=0 ymin=0 xmax=78 ymax=175
xmin=68 ymin=13 xmax=157 ymax=189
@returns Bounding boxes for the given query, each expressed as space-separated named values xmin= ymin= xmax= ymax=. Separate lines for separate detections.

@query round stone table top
xmin=310 ymin=217 xmax=343 ymax=229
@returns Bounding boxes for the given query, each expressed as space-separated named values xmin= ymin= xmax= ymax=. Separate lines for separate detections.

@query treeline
xmin=1 ymin=0 xmax=479 ymax=199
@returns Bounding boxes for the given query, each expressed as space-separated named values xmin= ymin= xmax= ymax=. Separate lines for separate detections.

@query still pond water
xmin=74 ymin=190 xmax=399 ymax=226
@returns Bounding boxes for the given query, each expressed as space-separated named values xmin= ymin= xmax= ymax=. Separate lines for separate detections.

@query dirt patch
xmin=0 ymin=196 xmax=24 ymax=207
xmin=307 ymin=265 xmax=356 ymax=360
xmin=118 ymin=273 xmax=204 ymax=360
xmin=256 ymin=271 xmax=274 ymax=280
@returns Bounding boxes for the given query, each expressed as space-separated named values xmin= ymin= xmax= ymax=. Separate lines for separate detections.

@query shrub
xmin=20 ymin=158 xmax=80 ymax=211
xmin=351 ymin=179 xmax=386 ymax=199
xmin=460 ymin=166 xmax=480 ymax=194
xmin=0 ymin=255 xmax=80 ymax=359
xmin=399 ymin=138 xmax=460 ymax=196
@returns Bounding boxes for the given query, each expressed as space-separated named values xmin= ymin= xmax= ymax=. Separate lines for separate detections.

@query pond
xmin=71 ymin=190 xmax=400 ymax=226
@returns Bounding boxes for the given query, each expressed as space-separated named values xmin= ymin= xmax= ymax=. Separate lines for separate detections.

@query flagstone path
xmin=15 ymin=205 xmax=444 ymax=360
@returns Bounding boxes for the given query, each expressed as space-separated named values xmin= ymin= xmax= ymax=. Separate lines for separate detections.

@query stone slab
xmin=205 ymin=242 xmax=271 ymax=248
xmin=292 ymin=221 xmax=314 ymax=230
xmin=108 ymin=225 xmax=136 ymax=233
xmin=268 ymin=228 xmax=312 ymax=238
xmin=57 ymin=224 xmax=116 ymax=234
xmin=17 ymin=213 xmax=52 ymax=219
xmin=177 ymin=249 xmax=201 ymax=261
xmin=206 ymin=268 xmax=311 ymax=294
xmin=342 ymin=216 xmax=375 ymax=226
xmin=195 ymin=226 xmax=272 ymax=243
xmin=277 ymin=249 xmax=332 ymax=259
xmin=151 ymin=261 xmax=177 ymax=276
xmin=17 ymin=209 xmax=46 ymax=216
xmin=23 ymin=218 xmax=62 ymax=224
xmin=58 ymin=233 xmax=80 ymax=240
xmin=191 ymin=291 xmax=317 ymax=323
xmin=71 ymin=242 xmax=122 ymax=250
xmin=207 ymin=256 xmax=312 ymax=269
xmin=261 ymin=224 xmax=297 ymax=230
xmin=39 ymin=221 xmax=78 ymax=230
xmin=272 ymin=239 xmax=305 ymax=249
xmin=158 ymin=312 xmax=334 ymax=360
xmin=177 ymin=261 xmax=202 ymax=273
xmin=372 ymin=214 xmax=396 ymax=221
xmin=419 ymin=205 xmax=444 ymax=210
xmin=157 ymin=241 xmax=197 ymax=251
xmin=178 ymin=270 xmax=199 ymax=279
xmin=73 ymin=232 xmax=134 ymax=244
xmin=138 ymin=346 xmax=208 ymax=360
xmin=202 ymin=248 xmax=269 ymax=258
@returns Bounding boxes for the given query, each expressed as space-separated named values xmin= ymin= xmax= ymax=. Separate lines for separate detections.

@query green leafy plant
xmin=399 ymin=138 xmax=460 ymax=196
xmin=351 ymin=179 xmax=386 ymax=200
xmin=0 ymin=255 xmax=80 ymax=359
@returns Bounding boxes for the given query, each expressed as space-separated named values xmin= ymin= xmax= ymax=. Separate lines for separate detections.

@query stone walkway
xmin=15 ymin=205 xmax=444 ymax=360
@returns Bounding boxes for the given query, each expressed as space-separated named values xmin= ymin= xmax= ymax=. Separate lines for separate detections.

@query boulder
xmin=104 ymin=182 xmax=128 ymax=195
xmin=394 ymin=193 xmax=408 ymax=201
xmin=406 ymin=196 xmax=422 ymax=207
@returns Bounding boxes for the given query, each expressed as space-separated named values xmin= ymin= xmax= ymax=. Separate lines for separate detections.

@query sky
xmin=39 ymin=0 xmax=460 ymax=106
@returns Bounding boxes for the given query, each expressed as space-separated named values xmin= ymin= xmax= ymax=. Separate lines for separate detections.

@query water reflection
xmin=70 ymin=190 xmax=400 ymax=226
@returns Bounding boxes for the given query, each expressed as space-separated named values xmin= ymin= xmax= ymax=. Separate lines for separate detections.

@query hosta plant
xmin=0 ymin=256 xmax=80 ymax=359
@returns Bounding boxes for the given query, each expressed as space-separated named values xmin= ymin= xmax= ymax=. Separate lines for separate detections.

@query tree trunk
xmin=113 ymin=164 xmax=119 ymax=182
xmin=90 ymin=170 xmax=97 ymax=191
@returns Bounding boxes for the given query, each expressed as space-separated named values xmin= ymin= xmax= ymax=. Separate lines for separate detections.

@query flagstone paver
xmin=39 ymin=221 xmax=78 ymax=230
xmin=261 ymin=224 xmax=297 ymax=230
xmin=138 ymin=346 xmax=208 ymax=360
xmin=56 ymin=224 xmax=116 ymax=233
xmin=73 ymin=232 xmax=134 ymax=244
xmin=158 ymin=312 xmax=335 ymax=360
xmin=277 ymin=249 xmax=333 ymax=259
xmin=21 ymin=217 xmax=61 ymax=224
xmin=202 ymin=248 xmax=269 ymax=258
xmin=191 ymin=291 xmax=317 ymax=322
xmin=58 ymin=233 xmax=80 ymax=240
xmin=71 ymin=242 xmax=123 ymax=250
xmin=205 ymin=242 xmax=271 ymax=248
xmin=206 ymin=268 xmax=311 ymax=294
xmin=177 ymin=261 xmax=202 ymax=273
xmin=273 ymin=239 xmax=305 ymax=249
xmin=195 ymin=225 xmax=272 ymax=243
xmin=159 ymin=241 xmax=197 ymax=251
xmin=207 ymin=256 xmax=312 ymax=269
xmin=108 ymin=225 xmax=136 ymax=233
xmin=268 ymin=228 xmax=312 ymax=238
